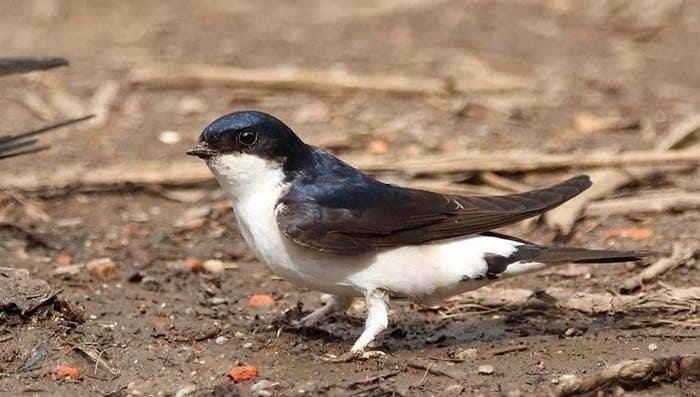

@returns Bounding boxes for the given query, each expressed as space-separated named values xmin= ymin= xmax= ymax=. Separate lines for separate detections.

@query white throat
xmin=206 ymin=153 xmax=286 ymax=203
xmin=206 ymin=153 xmax=290 ymax=268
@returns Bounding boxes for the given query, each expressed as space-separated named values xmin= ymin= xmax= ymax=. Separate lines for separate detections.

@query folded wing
xmin=277 ymin=175 xmax=591 ymax=255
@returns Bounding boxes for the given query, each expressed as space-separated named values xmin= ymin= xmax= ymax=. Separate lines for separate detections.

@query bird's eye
xmin=238 ymin=129 xmax=257 ymax=146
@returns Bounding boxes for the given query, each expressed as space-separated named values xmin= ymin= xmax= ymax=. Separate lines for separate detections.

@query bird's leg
xmin=351 ymin=290 xmax=389 ymax=353
xmin=299 ymin=295 xmax=353 ymax=327
xmin=333 ymin=290 xmax=389 ymax=362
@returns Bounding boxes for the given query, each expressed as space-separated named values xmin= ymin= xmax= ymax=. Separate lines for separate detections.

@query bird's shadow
xmin=272 ymin=303 xmax=658 ymax=353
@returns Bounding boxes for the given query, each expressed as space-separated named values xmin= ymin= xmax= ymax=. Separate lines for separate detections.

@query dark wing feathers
xmin=278 ymin=172 xmax=592 ymax=255
xmin=0 ymin=56 xmax=68 ymax=77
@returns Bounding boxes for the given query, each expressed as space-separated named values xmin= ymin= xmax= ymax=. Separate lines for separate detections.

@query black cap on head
xmin=187 ymin=111 xmax=308 ymax=166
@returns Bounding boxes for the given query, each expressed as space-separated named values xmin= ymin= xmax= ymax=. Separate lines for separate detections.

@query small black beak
xmin=186 ymin=141 xmax=216 ymax=159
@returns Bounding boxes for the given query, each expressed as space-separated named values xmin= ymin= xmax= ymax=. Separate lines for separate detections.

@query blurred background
xmin=2 ymin=0 xmax=699 ymax=169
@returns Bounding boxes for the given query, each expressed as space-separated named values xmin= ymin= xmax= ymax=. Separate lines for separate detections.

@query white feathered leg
xmin=299 ymin=295 xmax=353 ymax=327
xmin=350 ymin=290 xmax=389 ymax=353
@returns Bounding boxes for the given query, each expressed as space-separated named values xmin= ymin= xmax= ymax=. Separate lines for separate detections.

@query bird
xmin=187 ymin=110 xmax=652 ymax=360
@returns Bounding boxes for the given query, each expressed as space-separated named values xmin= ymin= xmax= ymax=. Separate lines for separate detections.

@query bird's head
xmin=188 ymin=111 xmax=309 ymax=189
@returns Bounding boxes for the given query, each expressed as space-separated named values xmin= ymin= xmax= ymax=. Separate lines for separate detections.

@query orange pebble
xmin=247 ymin=294 xmax=275 ymax=308
xmin=126 ymin=224 xmax=141 ymax=236
xmin=46 ymin=365 xmax=80 ymax=381
xmin=185 ymin=257 xmax=205 ymax=272
xmin=54 ymin=255 xmax=73 ymax=266
xmin=226 ymin=365 xmax=258 ymax=382
xmin=367 ymin=139 xmax=389 ymax=155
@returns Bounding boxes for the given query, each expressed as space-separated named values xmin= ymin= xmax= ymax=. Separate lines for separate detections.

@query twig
xmin=544 ymin=114 xmax=700 ymax=235
xmin=69 ymin=343 xmax=118 ymax=377
xmin=546 ymin=354 xmax=700 ymax=397
xmin=129 ymin=64 xmax=448 ymax=95
xmin=407 ymin=362 xmax=461 ymax=380
xmin=2 ymin=148 xmax=699 ymax=192
xmin=345 ymin=370 xmax=400 ymax=388
xmin=356 ymin=149 xmax=700 ymax=174
xmin=88 ymin=81 xmax=120 ymax=127
xmin=620 ymin=243 xmax=698 ymax=294
xmin=486 ymin=344 xmax=528 ymax=356
xmin=586 ymin=192 xmax=700 ymax=217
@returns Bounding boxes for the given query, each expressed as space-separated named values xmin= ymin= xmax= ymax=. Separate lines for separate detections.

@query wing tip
xmin=563 ymin=174 xmax=592 ymax=190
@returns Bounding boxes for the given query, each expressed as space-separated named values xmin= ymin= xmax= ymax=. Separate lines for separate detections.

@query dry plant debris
xmin=620 ymin=242 xmax=698 ymax=294
xmin=547 ymin=355 xmax=700 ymax=397
xmin=445 ymin=286 xmax=700 ymax=316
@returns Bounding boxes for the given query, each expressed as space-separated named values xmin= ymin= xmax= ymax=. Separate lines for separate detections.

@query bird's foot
xmin=295 ymin=295 xmax=354 ymax=328
xmin=297 ymin=311 xmax=324 ymax=328
xmin=331 ymin=350 xmax=386 ymax=363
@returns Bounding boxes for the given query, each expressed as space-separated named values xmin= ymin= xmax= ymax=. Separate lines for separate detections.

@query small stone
xmin=54 ymin=254 xmax=73 ymax=266
xmin=243 ymin=342 xmax=253 ymax=349
xmin=248 ymin=294 xmax=275 ymax=308
xmin=648 ymin=343 xmax=658 ymax=351
xmin=210 ymin=297 xmax=228 ymax=305
xmin=215 ymin=336 xmax=228 ymax=345
xmin=558 ymin=374 xmax=578 ymax=385
xmin=455 ymin=348 xmax=478 ymax=361
xmin=184 ymin=258 xmax=205 ymax=272
xmin=159 ymin=131 xmax=181 ymax=144
xmin=175 ymin=384 xmax=197 ymax=397
xmin=438 ymin=385 xmax=464 ymax=396
xmin=564 ymin=327 xmax=576 ymax=337
xmin=478 ymin=365 xmax=495 ymax=375
xmin=251 ymin=380 xmax=277 ymax=396
xmin=203 ymin=259 xmax=225 ymax=274
xmin=87 ymin=257 xmax=118 ymax=279
xmin=367 ymin=139 xmax=389 ymax=155
xmin=226 ymin=365 xmax=258 ymax=382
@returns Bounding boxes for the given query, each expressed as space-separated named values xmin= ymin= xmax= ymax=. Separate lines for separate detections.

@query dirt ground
xmin=1 ymin=1 xmax=699 ymax=396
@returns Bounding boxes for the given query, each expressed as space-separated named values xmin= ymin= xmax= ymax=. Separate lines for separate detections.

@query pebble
xmin=175 ymin=384 xmax=197 ymax=397
xmin=478 ymin=365 xmax=495 ymax=375
xmin=243 ymin=342 xmax=253 ymax=349
xmin=455 ymin=348 xmax=478 ymax=361
xmin=159 ymin=131 xmax=181 ymax=144
xmin=648 ymin=343 xmax=658 ymax=351
xmin=558 ymin=374 xmax=578 ymax=385
xmin=87 ymin=257 xmax=118 ymax=278
xmin=248 ymin=294 xmax=276 ymax=308
xmin=215 ymin=336 xmax=228 ymax=345
xmin=564 ymin=327 xmax=576 ymax=336
xmin=439 ymin=385 xmax=464 ymax=396
xmin=210 ymin=297 xmax=228 ymax=305
xmin=251 ymin=380 xmax=277 ymax=396
xmin=204 ymin=259 xmax=225 ymax=273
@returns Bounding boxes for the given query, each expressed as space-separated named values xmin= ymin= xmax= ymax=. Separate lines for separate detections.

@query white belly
xmin=234 ymin=194 xmax=525 ymax=301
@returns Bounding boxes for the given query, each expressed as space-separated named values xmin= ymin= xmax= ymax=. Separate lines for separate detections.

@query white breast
xmin=206 ymin=153 xmax=544 ymax=301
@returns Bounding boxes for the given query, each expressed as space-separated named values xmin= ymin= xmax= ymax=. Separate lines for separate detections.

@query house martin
xmin=188 ymin=110 xmax=652 ymax=359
